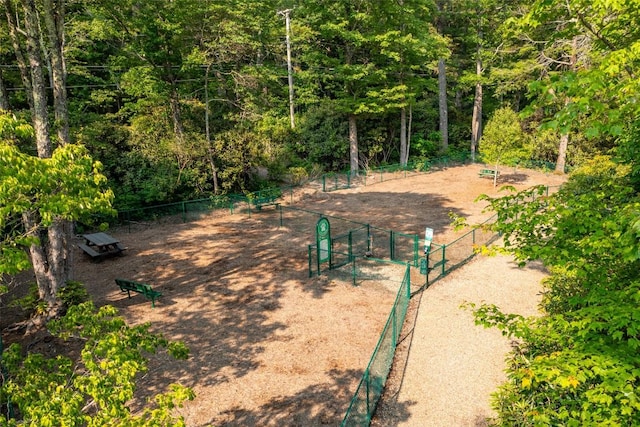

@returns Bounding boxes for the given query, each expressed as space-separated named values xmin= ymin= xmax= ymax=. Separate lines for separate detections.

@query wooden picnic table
xmin=79 ymin=232 xmax=126 ymax=259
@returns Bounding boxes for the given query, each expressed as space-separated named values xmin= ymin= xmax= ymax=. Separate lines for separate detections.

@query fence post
xmin=391 ymin=305 xmax=397 ymax=349
xmin=352 ymin=256 xmax=357 ymax=286
xmin=441 ymin=244 xmax=447 ymax=276
xmin=365 ymin=370 xmax=371 ymax=420
xmin=322 ymin=175 xmax=326 ymax=192
xmin=413 ymin=235 xmax=419 ymax=267
xmin=182 ymin=202 xmax=186 ymax=222
xmin=389 ymin=230 xmax=395 ymax=261
xmin=347 ymin=172 xmax=351 ymax=188
xmin=406 ymin=263 xmax=412 ymax=299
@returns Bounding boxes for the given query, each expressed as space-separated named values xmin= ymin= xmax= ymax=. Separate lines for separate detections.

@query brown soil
xmin=0 ymin=164 xmax=566 ymax=426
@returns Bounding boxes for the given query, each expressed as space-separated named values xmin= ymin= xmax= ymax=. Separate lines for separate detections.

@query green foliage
xmin=58 ymin=281 xmax=90 ymax=308
xmin=0 ymin=114 xmax=115 ymax=275
xmin=411 ymin=132 xmax=441 ymax=158
xmin=479 ymin=107 xmax=532 ymax=166
xmin=1 ymin=302 xmax=193 ymax=426
xmin=293 ymin=102 xmax=349 ymax=171
xmin=8 ymin=281 xmax=89 ymax=315
xmin=475 ymin=155 xmax=640 ymax=425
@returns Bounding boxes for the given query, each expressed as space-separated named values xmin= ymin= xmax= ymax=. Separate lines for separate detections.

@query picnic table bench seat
xmin=78 ymin=243 xmax=101 ymax=258
xmin=115 ymin=278 xmax=162 ymax=307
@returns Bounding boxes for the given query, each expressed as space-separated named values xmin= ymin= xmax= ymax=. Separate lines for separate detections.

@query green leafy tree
xmin=509 ymin=0 xmax=640 ymax=171
xmin=474 ymin=154 xmax=640 ymax=425
xmin=479 ymin=107 xmax=531 ymax=184
xmin=0 ymin=113 xmax=114 ymax=314
xmin=1 ymin=301 xmax=193 ymax=426
xmin=295 ymin=0 xmax=443 ymax=174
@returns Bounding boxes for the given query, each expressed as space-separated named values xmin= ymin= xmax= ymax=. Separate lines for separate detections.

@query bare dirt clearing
xmin=2 ymin=164 xmax=566 ymax=426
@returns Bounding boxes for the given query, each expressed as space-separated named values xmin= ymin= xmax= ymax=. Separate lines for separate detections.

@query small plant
xmin=58 ymin=281 xmax=89 ymax=307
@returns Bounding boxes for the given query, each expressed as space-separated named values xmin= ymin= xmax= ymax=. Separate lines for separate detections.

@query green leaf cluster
xmin=0 ymin=302 xmax=193 ymax=426
xmin=0 ymin=114 xmax=115 ymax=274
xmin=480 ymin=107 xmax=533 ymax=166
xmin=476 ymin=154 xmax=640 ymax=425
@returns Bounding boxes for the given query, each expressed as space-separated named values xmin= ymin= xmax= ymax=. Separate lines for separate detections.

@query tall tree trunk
xmin=555 ymin=38 xmax=578 ymax=174
xmin=168 ymin=82 xmax=189 ymax=185
xmin=42 ymin=0 xmax=72 ymax=283
xmin=204 ymin=65 xmax=219 ymax=193
xmin=438 ymin=59 xmax=448 ymax=153
xmin=349 ymin=114 xmax=359 ymax=176
xmin=407 ymin=104 xmax=412 ymax=165
xmin=6 ymin=0 xmax=70 ymax=317
xmin=400 ymin=107 xmax=408 ymax=167
xmin=3 ymin=0 xmax=34 ymax=110
xmin=470 ymin=56 xmax=483 ymax=162
xmin=23 ymin=213 xmax=66 ymax=315
xmin=556 ymin=133 xmax=568 ymax=173
xmin=0 ymin=69 xmax=8 ymax=110
xmin=42 ymin=0 xmax=69 ymax=145
xmin=21 ymin=0 xmax=51 ymax=157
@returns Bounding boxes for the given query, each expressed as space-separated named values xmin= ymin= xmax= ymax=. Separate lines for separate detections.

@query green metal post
xmin=405 ymin=264 xmax=410 ymax=304
xmin=390 ymin=230 xmax=395 ymax=261
xmin=413 ymin=235 xmax=419 ymax=266
xmin=181 ymin=202 xmax=186 ymax=222
xmin=347 ymin=172 xmax=351 ymax=188
xmin=279 ymin=204 xmax=283 ymax=227
xmin=392 ymin=305 xmax=397 ymax=348
xmin=352 ymin=256 xmax=357 ymax=286
xmin=365 ymin=370 xmax=371 ymax=420
xmin=441 ymin=244 xmax=447 ymax=275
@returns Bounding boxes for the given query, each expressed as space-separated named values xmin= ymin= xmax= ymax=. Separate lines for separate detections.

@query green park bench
xmin=115 ymin=278 xmax=162 ymax=308
xmin=478 ymin=168 xmax=500 ymax=179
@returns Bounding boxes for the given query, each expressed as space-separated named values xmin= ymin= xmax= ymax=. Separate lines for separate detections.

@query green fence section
xmin=341 ymin=262 xmax=412 ymax=426
xmin=307 ymin=221 xmax=420 ymax=278
xmin=111 ymin=157 xmax=561 ymax=233
xmin=117 ymin=196 xmax=234 ymax=231
xmin=113 ymin=157 xmax=465 ymax=231
xmin=424 ymin=215 xmax=500 ymax=284
xmin=337 ymin=216 xmax=512 ymax=426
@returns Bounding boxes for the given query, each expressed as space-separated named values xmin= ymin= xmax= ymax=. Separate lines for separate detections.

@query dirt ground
xmin=1 ymin=164 xmax=566 ymax=426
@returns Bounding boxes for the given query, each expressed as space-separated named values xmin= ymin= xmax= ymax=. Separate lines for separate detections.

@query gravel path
xmin=373 ymin=250 xmax=547 ymax=426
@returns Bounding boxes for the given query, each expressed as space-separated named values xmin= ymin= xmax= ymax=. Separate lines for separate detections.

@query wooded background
xmin=2 ymin=0 xmax=634 ymax=211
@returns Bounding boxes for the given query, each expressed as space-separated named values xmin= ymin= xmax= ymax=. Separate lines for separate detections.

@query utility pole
xmin=278 ymin=8 xmax=295 ymax=129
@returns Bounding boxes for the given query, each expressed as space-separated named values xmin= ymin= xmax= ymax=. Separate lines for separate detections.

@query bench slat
xmin=79 ymin=243 xmax=102 ymax=258
xmin=115 ymin=278 xmax=162 ymax=307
